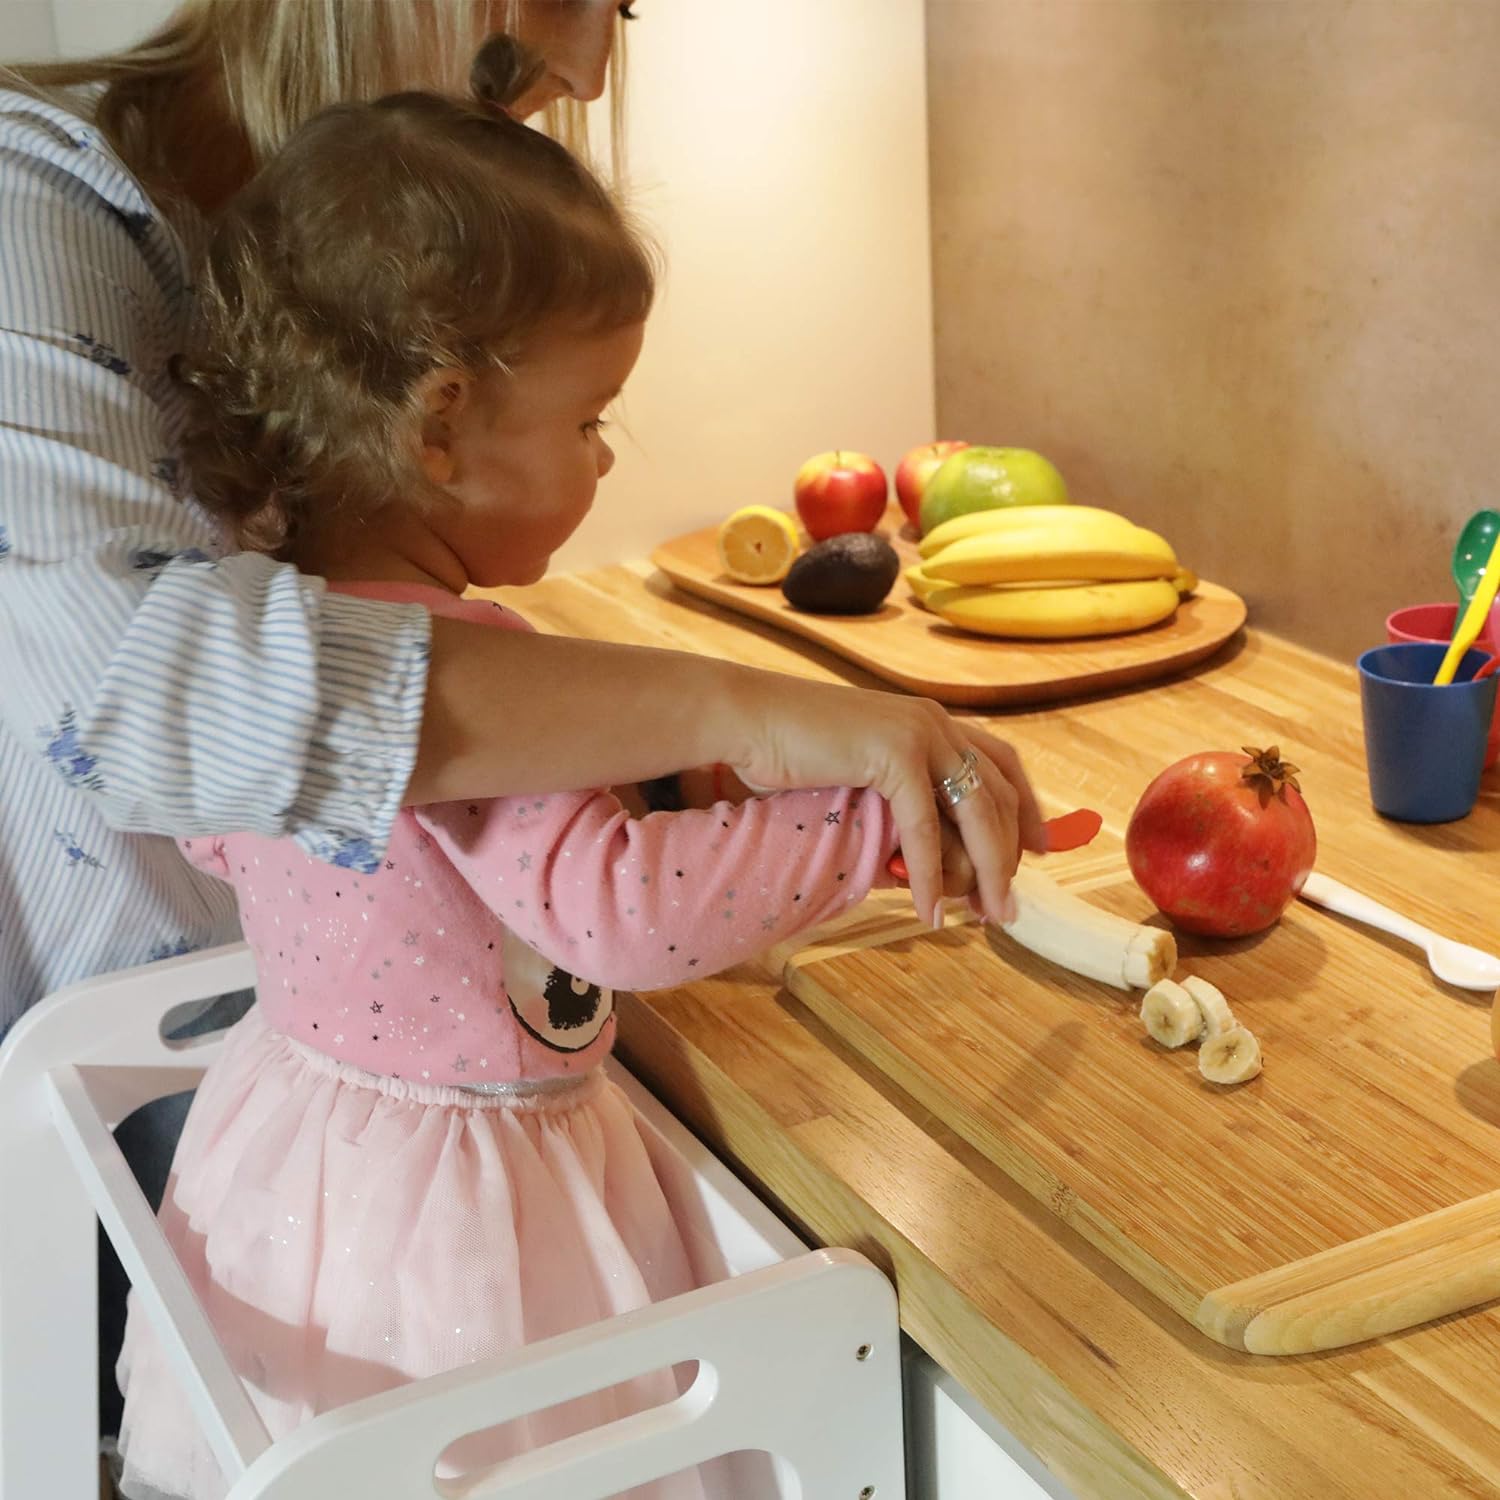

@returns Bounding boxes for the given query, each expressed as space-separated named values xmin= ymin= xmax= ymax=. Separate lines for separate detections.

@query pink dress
xmin=116 ymin=582 xmax=899 ymax=1500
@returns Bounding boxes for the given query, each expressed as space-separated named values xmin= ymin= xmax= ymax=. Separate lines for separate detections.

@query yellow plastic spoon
xmin=1435 ymin=527 xmax=1500 ymax=684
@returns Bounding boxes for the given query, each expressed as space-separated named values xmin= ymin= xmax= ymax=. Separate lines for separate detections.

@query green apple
xmin=918 ymin=446 xmax=1070 ymax=536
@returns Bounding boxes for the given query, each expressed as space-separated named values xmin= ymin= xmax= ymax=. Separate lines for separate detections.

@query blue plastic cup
xmin=1358 ymin=643 xmax=1497 ymax=823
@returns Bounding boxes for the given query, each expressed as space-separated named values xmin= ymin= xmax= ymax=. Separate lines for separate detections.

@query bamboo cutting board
xmin=776 ymin=864 xmax=1500 ymax=1356
xmin=650 ymin=506 xmax=1247 ymax=706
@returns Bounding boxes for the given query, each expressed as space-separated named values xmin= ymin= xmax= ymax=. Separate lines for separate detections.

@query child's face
xmin=423 ymin=320 xmax=644 ymax=587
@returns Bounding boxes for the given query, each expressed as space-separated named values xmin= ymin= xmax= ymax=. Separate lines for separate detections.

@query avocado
xmin=781 ymin=532 xmax=901 ymax=615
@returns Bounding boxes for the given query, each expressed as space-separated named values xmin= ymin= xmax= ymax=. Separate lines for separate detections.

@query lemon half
xmin=716 ymin=505 xmax=801 ymax=585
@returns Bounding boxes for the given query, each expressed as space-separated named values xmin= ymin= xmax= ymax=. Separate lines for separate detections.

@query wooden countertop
xmin=489 ymin=561 xmax=1500 ymax=1500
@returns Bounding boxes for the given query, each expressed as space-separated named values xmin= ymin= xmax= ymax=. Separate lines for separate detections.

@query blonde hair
xmin=3 ymin=0 xmax=629 ymax=202
xmin=177 ymin=91 xmax=654 ymax=557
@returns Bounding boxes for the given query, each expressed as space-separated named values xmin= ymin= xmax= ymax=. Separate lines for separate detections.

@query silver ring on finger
xmin=936 ymin=748 xmax=982 ymax=808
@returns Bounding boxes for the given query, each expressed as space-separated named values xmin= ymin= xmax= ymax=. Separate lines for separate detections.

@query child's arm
xmin=414 ymin=786 xmax=898 ymax=991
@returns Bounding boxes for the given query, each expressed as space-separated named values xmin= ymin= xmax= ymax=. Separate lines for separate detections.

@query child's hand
xmin=671 ymin=763 xmax=759 ymax=809
xmin=890 ymin=822 xmax=983 ymax=904
xmin=938 ymin=820 xmax=977 ymax=900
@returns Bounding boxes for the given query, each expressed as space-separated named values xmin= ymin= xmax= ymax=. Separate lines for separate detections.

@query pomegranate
xmin=1126 ymin=745 xmax=1316 ymax=938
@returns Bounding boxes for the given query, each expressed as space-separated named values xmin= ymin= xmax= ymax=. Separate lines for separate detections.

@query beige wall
xmin=927 ymin=0 xmax=1500 ymax=662
xmin=556 ymin=0 xmax=934 ymax=574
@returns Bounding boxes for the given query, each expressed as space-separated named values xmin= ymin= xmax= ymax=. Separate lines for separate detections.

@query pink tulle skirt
xmin=116 ymin=1010 xmax=716 ymax=1500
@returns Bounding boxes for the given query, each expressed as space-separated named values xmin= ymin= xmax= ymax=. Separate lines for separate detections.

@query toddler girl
xmin=116 ymin=91 xmax=958 ymax=1498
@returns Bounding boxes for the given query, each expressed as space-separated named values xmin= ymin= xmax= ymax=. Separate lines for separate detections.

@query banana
xmin=1199 ymin=1025 xmax=1262 ymax=1084
xmin=1172 ymin=567 xmax=1199 ymax=597
xmin=1000 ymin=866 xmax=1176 ymax=990
xmin=924 ymin=525 xmax=1178 ymax=587
xmin=1180 ymin=976 xmax=1235 ymax=1039
xmin=1140 ymin=979 xmax=1204 ymax=1048
xmin=900 ymin=567 xmax=1104 ymax=615
xmin=909 ymin=567 xmax=1094 ymax=613
xmin=905 ymin=565 xmax=941 ymax=609
xmin=928 ymin=578 xmax=1180 ymax=639
xmin=919 ymin=504 xmax=1140 ymax=559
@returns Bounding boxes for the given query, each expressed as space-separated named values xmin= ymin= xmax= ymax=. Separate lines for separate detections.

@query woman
xmin=0 ymin=0 xmax=1042 ymax=1469
xmin=0 ymin=0 xmax=1040 ymax=1033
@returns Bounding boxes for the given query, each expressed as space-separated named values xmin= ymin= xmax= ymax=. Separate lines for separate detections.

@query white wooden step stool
xmin=0 ymin=944 xmax=907 ymax=1499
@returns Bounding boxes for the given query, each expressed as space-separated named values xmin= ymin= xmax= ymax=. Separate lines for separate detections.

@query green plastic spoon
xmin=1436 ymin=518 xmax=1500 ymax=684
xmin=1452 ymin=508 xmax=1500 ymax=614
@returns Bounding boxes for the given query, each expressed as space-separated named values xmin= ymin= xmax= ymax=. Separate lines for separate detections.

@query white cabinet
xmin=904 ymin=1341 xmax=1081 ymax=1500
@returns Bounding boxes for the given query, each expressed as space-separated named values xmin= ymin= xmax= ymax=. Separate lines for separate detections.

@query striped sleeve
xmin=0 ymin=90 xmax=431 ymax=860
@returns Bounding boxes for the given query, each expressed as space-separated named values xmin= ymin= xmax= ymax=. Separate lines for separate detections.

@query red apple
xmin=793 ymin=450 xmax=888 ymax=540
xmin=894 ymin=440 xmax=969 ymax=527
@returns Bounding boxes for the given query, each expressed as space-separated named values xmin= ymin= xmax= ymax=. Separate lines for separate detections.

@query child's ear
xmin=414 ymin=368 xmax=473 ymax=487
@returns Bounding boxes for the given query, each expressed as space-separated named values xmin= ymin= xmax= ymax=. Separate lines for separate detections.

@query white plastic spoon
xmin=1298 ymin=871 xmax=1500 ymax=991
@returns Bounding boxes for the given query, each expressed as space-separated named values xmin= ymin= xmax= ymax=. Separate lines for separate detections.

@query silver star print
xmin=517 ymin=852 xmax=532 ymax=871
xmin=453 ymin=1055 xmax=468 ymax=1072
xmin=403 ymin=931 xmax=419 ymax=946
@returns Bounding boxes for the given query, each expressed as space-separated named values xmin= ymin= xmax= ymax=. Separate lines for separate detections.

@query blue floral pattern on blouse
xmin=147 ymin=936 xmax=197 ymax=962
xmin=303 ymin=832 xmax=382 ymax=875
xmin=54 ymin=831 xmax=104 ymax=870
xmin=41 ymin=707 xmax=104 ymax=793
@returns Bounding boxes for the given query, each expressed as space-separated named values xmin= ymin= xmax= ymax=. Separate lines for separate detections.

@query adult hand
xmin=724 ymin=675 xmax=1046 ymax=927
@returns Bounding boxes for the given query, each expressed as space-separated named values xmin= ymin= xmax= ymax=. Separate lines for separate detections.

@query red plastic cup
xmin=1385 ymin=603 xmax=1500 ymax=768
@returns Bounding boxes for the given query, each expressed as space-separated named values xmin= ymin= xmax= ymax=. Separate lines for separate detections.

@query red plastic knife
xmin=886 ymin=807 xmax=1103 ymax=883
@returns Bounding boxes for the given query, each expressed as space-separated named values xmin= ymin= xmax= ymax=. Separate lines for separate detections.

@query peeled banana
xmin=927 ymin=578 xmax=1181 ymax=639
xmin=1199 ymin=1026 xmax=1262 ymax=1084
xmin=1000 ymin=866 xmax=1176 ymax=990
xmin=924 ymin=527 xmax=1178 ymax=588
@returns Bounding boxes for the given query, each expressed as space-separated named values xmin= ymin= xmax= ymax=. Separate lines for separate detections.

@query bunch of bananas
xmin=906 ymin=505 xmax=1197 ymax=639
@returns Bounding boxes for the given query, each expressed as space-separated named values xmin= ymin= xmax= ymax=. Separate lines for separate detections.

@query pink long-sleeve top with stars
xmin=180 ymin=582 xmax=900 ymax=1088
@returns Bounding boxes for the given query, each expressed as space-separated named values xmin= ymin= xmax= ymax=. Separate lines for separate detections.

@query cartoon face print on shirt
xmin=500 ymin=925 xmax=613 ymax=1052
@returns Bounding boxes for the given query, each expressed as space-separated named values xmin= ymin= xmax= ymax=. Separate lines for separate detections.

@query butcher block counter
xmin=482 ymin=559 xmax=1500 ymax=1500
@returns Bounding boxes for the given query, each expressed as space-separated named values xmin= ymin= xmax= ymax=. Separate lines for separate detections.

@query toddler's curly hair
xmin=178 ymin=88 xmax=655 ymax=557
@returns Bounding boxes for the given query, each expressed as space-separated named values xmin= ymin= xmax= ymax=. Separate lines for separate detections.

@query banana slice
xmin=1199 ymin=1025 xmax=1262 ymax=1085
xmin=1180 ymin=976 xmax=1235 ymax=1039
xmin=1140 ymin=979 xmax=1204 ymax=1048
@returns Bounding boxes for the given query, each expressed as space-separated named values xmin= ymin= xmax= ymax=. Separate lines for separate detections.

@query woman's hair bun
xmin=470 ymin=32 xmax=547 ymax=116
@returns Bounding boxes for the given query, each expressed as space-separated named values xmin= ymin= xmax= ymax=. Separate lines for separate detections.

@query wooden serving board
xmin=775 ymin=862 xmax=1500 ymax=1356
xmin=650 ymin=505 xmax=1247 ymax=706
